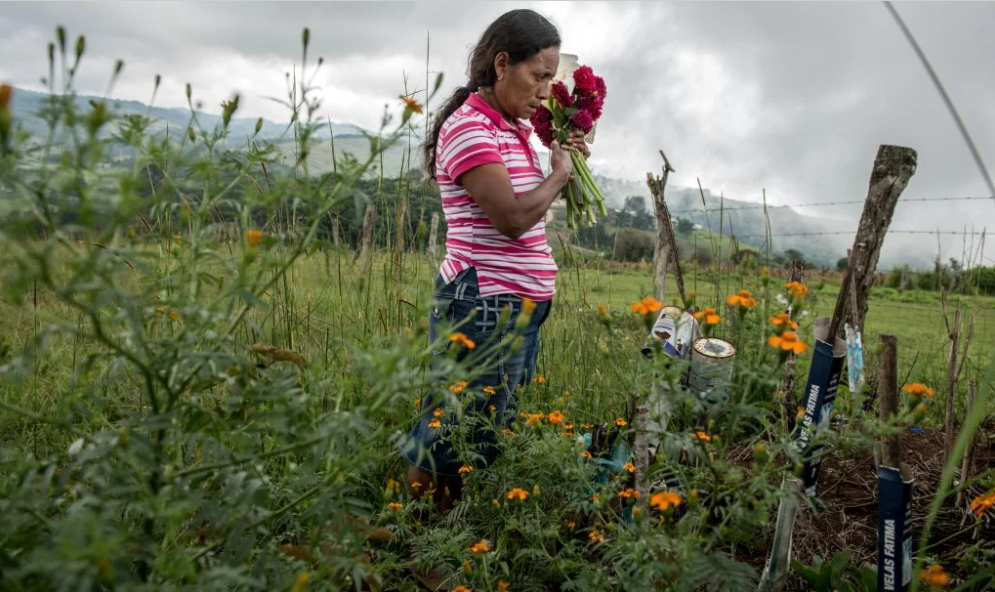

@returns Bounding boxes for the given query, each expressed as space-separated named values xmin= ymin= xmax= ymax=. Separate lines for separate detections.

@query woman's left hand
xmin=566 ymin=130 xmax=591 ymax=160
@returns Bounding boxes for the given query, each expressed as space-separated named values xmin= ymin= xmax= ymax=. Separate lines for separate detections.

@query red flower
xmin=530 ymin=105 xmax=554 ymax=147
xmin=551 ymin=81 xmax=573 ymax=108
xmin=576 ymin=94 xmax=603 ymax=121
xmin=573 ymin=65 xmax=598 ymax=92
xmin=571 ymin=109 xmax=594 ymax=134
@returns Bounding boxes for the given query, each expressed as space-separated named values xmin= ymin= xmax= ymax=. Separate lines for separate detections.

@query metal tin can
xmin=642 ymin=307 xmax=700 ymax=360
xmin=688 ymin=337 xmax=736 ymax=403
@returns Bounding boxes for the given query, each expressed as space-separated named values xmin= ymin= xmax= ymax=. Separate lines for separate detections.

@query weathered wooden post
xmin=828 ymin=145 xmax=918 ymax=340
xmin=646 ymin=150 xmax=686 ymax=307
xmin=876 ymin=333 xmax=914 ymax=592
xmin=358 ymin=205 xmax=375 ymax=275
xmin=427 ymin=212 xmax=440 ymax=263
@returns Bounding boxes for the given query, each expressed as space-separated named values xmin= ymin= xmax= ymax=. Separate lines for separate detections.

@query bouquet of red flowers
xmin=530 ymin=65 xmax=607 ymax=228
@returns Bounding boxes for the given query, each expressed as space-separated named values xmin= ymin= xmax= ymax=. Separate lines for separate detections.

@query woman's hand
xmin=550 ymin=140 xmax=574 ymax=185
xmin=566 ymin=130 xmax=591 ymax=160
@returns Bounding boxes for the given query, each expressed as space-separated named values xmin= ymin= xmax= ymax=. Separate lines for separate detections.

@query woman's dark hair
xmin=423 ymin=9 xmax=560 ymax=178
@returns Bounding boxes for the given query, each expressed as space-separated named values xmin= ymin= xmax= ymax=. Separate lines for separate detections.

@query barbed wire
xmin=667 ymin=195 xmax=994 ymax=217
xmin=731 ymin=229 xmax=988 ymax=239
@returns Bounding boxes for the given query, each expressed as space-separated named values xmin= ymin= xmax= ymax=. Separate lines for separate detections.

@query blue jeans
xmin=399 ymin=267 xmax=552 ymax=476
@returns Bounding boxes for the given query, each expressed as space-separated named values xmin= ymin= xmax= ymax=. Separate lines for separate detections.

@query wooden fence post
xmin=358 ymin=205 xmax=375 ymax=275
xmin=646 ymin=150 xmax=686 ymax=306
xmin=828 ymin=145 xmax=917 ymax=340
xmin=878 ymin=334 xmax=900 ymax=468
xmin=427 ymin=212 xmax=440 ymax=263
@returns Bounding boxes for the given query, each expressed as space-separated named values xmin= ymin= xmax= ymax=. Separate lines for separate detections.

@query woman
xmin=398 ymin=9 xmax=590 ymax=513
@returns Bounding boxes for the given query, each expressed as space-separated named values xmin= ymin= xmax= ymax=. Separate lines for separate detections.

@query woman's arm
xmin=459 ymin=137 xmax=580 ymax=240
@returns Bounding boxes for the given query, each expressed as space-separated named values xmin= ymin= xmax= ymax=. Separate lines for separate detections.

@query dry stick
xmin=879 ymin=334 xmax=900 ymax=469
xmin=828 ymin=145 xmax=918 ymax=341
xmin=943 ymin=308 xmax=962 ymax=466
xmin=646 ymin=150 xmax=685 ymax=306
xmin=955 ymin=381 xmax=978 ymax=509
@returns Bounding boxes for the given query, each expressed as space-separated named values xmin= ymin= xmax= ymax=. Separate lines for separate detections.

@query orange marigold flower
xmin=0 ymin=84 xmax=11 ymax=109
xmin=588 ymin=529 xmax=605 ymax=543
xmin=615 ymin=418 xmax=628 ymax=427
xmin=970 ymin=491 xmax=995 ymax=518
xmin=433 ymin=408 xmax=444 ymax=418
xmin=398 ymin=94 xmax=423 ymax=114
xmin=580 ymin=451 xmax=592 ymax=459
xmin=631 ymin=302 xmax=649 ymax=316
xmin=597 ymin=303 xmax=608 ymax=316
xmin=768 ymin=313 xmax=799 ymax=330
xmin=705 ymin=313 xmax=721 ymax=325
xmin=501 ymin=428 xmax=515 ymax=437
xmin=726 ymin=295 xmax=741 ymax=307
xmin=563 ymin=422 xmax=575 ymax=430
xmin=768 ymin=331 xmax=808 ymax=354
xmin=507 ymin=487 xmax=529 ymax=502
xmin=618 ymin=488 xmax=640 ymax=499
xmin=902 ymin=383 xmax=935 ymax=398
xmin=738 ymin=289 xmax=752 ymax=299
xmin=521 ymin=298 xmax=536 ymax=316
xmin=534 ymin=374 xmax=546 ymax=384
xmin=489 ymin=405 xmax=497 ymax=413
xmin=920 ymin=564 xmax=949 ymax=587
xmin=525 ymin=413 xmax=544 ymax=426
xmin=449 ymin=381 xmax=468 ymax=394
xmin=413 ymin=397 xmax=421 ymax=408
xmin=583 ymin=423 xmax=594 ymax=429
xmin=498 ymin=582 xmax=510 ymax=592
xmin=650 ymin=490 xmax=682 ymax=511
xmin=467 ymin=539 xmax=491 ymax=554
xmin=623 ymin=462 xmax=636 ymax=473
xmin=458 ymin=464 xmax=473 ymax=475
xmin=547 ymin=410 xmax=565 ymax=425
xmin=641 ymin=297 xmax=663 ymax=313
xmin=483 ymin=386 xmax=497 ymax=396
xmin=451 ymin=586 xmax=472 ymax=592
xmin=428 ymin=418 xmax=442 ymax=429
xmin=692 ymin=431 xmax=711 ymax=442
xmin=784 ymin=281 xmax=808 ymax=299
xmin=388 ymin=502 xmax=403 ymax=510
xmin=246 ymin=229 xmax=263 ymax=247
xmin=449 ymin=332 xmax=476 ymax=350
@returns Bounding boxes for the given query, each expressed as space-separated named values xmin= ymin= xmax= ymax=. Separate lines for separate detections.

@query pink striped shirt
xmin=436 ymin=92 xmax=557 ymax=301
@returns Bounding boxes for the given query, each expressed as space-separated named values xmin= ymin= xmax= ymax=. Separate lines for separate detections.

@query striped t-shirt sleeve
xmin=440 ymin=118 xmax=506 ymax=185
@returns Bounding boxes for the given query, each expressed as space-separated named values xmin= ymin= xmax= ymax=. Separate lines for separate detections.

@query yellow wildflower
xmin=768 ymin=331 xmax=808 ymax=354
xmin=650 ymin=491 xmax=682 ymax=511
xmin=398 ymin=94 xmax=423 ymax=114
xmin=920 ymin=564 xmax=949 ymax=587
xmin=970 ymin=491 xmax=995 ymax=518
xmin=507 ymin=487 xmax=529 ymax=502
xmin=468 ymin=540 xmax=491 ymax=554
xmin=449 ymin=332 xmax=476 ymax=350
xmin=903 ymin=383 xmax=935 ymax=398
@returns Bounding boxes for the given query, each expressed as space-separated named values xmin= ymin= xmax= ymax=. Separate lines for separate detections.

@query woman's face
xmin=494 ymin=46 xmax=560 ymax=121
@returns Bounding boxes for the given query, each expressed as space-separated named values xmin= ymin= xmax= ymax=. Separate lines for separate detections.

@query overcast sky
xmin=2 ymin=2 xmax=993 ymax=265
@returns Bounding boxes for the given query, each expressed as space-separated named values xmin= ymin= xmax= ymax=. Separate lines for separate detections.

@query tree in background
xmin=677 ymin=217 xmax=695 ymax=235
xmin=837 ymin=256 xmax=848 ymax=271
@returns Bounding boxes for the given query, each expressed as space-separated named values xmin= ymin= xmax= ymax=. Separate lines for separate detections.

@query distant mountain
xmin=6 ymin=87 xmax=935 ymax=269
xmin=9 ymin=86 xmax=368 ymax=143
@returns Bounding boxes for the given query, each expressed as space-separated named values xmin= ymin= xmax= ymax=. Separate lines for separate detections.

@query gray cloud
xmin=1 ymin=1 xmax=992 ymax=266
